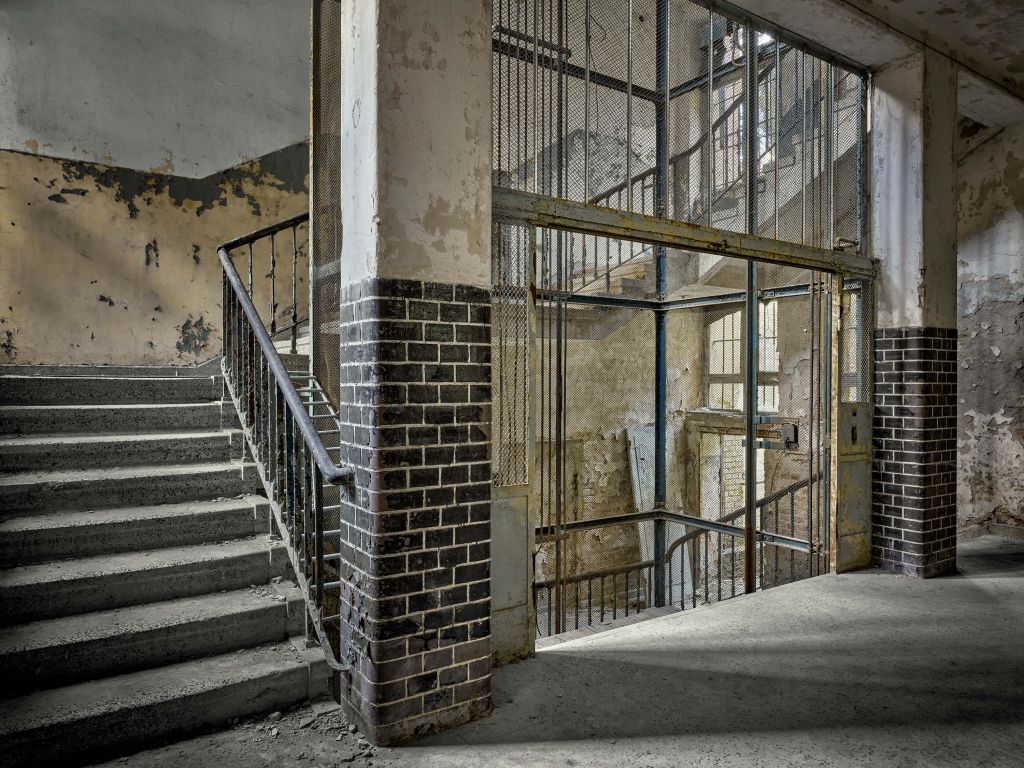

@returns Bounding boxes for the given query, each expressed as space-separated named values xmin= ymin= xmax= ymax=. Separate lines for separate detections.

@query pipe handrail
xmin=220 ymin=211 xmax=309 ymax=252
xmin=533 ymin=472 xmax=821 ymax=590
xmin=218 ymin=236 xmax=354 ymax=487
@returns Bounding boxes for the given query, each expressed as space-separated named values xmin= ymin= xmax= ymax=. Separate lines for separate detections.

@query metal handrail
xmin=219 ymin=213 xmax=354 ymax=674
xmin=533 ymin=472 xmax=819 ymax=590
xmin=218 ymin=216 xmax=353 ymax=486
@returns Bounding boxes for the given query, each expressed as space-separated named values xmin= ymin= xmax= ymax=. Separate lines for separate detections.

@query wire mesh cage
xmin=311 ymin=0 xmax=342 ymax=406
xmin=491 ymin=0 xmax=868 ymax=251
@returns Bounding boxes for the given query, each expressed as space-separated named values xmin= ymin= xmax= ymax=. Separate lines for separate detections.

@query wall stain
xmin=1 ymin=324 xmax=16 ymax=361
xmin=176 ymin=315 xmax=212 ymax=356
xmin=191 ymin=244 xmax=201 ymax=264
xmin=145 ymin=239 xmax=160 ymax=268
xmin=50 ymin=142 xmax=309 ymax=220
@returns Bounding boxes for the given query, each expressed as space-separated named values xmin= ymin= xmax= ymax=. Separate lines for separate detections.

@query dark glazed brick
xmin=871 ymin=326 xmax=957 ymax=579
xmin=337 ymin=277 xmax=492 ymax=741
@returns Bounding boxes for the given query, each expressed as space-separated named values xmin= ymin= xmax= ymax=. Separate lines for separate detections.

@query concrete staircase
xmin=0 ymin=366 xmax=328 ymax=766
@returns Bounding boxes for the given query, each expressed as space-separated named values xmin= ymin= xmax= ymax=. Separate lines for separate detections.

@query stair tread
xmin=0 ymin=430 xmax=237 ymax=448
xmin=0 ymin=640 xmax=309 ymax=735
xmin=0 ymin=495 xmax=266 ymax=533
xmin=0 ymin=460 xmax=253 ymax=486
xmin=0 ymin=536 xmax=278 ymax=589
xmin=0 ymin=402 xmax=221 ymax=412
xmin=0 ymin=586 xmax=292 ymax=656
xmin=0 ymin=375 xmax=219 ymax=383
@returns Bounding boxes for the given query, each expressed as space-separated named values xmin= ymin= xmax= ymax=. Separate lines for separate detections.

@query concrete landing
xmin=100 ymin=535 xmax=1024 ymax=767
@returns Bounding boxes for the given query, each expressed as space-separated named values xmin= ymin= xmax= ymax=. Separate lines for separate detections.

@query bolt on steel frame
xmin=490 ymin=0 xmax=872 ymax=636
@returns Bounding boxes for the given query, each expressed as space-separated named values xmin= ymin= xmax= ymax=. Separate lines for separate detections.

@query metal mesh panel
xmin=311 ymin=0 xmax=342 ymax=405
xmin=493 ymin=223 xmax=531 ymax=487
xmin=492 ymin=0 xmax=868 ymax=251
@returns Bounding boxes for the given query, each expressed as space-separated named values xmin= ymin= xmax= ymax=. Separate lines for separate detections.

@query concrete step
xmin=0 ymin=402 xmax=227 ymax=435
xmin=0 ymin=496 xmax=269 ymax=566
xmin=0 ymin=362 xmax=221 ymax=378
xmin=0 ymin=461 xmax=260 ymax=517
xmin=0 ymin=536 xmax=287 ymax=626
xmin=0 ymin=430 xmax=243 ymax=472
xmin=0 ymin=586 xmax=305 ymax=697
xmin=0 ymin=640 xmax=327 ymax=767
xmin=0 ymin=375 xmax=222 ymax=406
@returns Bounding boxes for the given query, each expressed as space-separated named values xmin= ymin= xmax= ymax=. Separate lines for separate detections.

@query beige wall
xmin=0 ymin=146 xmax=309 ymax=366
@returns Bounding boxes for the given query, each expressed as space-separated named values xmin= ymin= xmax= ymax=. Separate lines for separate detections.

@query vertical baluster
xmin=574 ymin=580 xmax=579 ymax=630
xmin=624 ymin=571 xmax=629 ymax=617
xmin=547 ymin=586 xmax=552 ymax=637
xmin=291 ymin=225 xmax=299 ymax=355
xmin=587 ymin=578 xmax=593 ymax=627
xmin=270 ymin=234 xmax=277 ymax=335
xmin=285 ymin=407 xmax=295 ymax=534
xmin=600 ymin=576 xmax=605 ymax=623
xmin=314 ymin=464 xmax=324 ymax=607
xmin=305 ymin=445 xmax=314 ymax=581
xmin=247 ymin=243 xmax=253 ymax=297
xmin=612 ymin=574 xmax=618 ymax=620
xmin=717 ymin=532 xmax=722 ymax=602
xmin=731 ymin=535 xmax=736 ymax=598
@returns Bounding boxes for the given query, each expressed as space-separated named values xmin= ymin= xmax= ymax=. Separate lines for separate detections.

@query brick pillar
xmin=869 ymin=50 xmax=958 ymax=577
xmin=332 ymin=0 xmax=492 ymax=741
xmin=872 ymin=328 xmax=958 ymax=576
xmin=336 ymin=278 xmax=491 ymax=742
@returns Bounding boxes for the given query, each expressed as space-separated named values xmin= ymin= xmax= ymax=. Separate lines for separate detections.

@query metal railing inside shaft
xmin=533 ymin=472 xmax=822 ymax=638
xmin=219 ymin=212 xmax=354 ymax=673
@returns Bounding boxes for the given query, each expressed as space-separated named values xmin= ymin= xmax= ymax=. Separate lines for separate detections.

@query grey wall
xmin=956 ymin=124 xmax=1024 ymax=534
xmin=0 ymin=0 xmax=309 ymax=177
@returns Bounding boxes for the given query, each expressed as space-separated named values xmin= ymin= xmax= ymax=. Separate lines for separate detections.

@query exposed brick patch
xmin=334 ymin=278 xmax=492 ymax=744
xmin=872 ymin=327 xmax=957 ymax=578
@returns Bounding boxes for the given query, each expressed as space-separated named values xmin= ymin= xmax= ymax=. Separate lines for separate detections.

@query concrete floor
xmin=104 ymin=535 xmax=1024 ymax=767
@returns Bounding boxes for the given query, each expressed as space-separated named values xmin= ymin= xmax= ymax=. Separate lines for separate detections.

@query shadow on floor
xmin=419 ymin=536 xmax=1024 ymax=748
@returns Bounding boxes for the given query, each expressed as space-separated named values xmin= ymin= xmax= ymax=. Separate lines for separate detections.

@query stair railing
xmin=219 ymin=213 xmax=353 ymax=673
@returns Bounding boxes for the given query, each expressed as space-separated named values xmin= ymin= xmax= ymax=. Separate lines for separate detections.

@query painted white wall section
xmin=0 ymin=0 xmax=309 ymax=177
xmin=871 ymin=50 xmax=958 ymax=329
xmin=340 ymin=0 xmax=492 ymax=288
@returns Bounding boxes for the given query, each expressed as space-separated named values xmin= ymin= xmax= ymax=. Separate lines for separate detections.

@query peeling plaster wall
xmin=0 ymin=145 xmax=309 ymax=365
xmin=0 ymin=0 xmax=309 ymax=176
xmin=956 ymin=124 xmax=1024 ymax=533
xmin=340 ymin=0 xmax=492 ymax=289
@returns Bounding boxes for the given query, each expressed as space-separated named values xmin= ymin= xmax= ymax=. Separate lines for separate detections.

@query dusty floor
xmin=100 ymin=534 xmax=1024 ymax=768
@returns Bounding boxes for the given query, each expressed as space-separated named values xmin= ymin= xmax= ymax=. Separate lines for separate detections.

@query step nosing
xmin=0 ymin=588 xmax=290 ymax=653
xmin=0 ymin=537 xmax=280 ymax=585
xmin=0 ymin=641 xmax=308 ymax=732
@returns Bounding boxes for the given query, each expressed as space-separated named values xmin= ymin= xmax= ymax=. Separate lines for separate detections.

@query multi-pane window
xmin=706 ymin=301 xmax=779 ymax=412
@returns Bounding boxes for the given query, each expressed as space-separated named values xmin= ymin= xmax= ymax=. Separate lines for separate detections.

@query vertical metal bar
xmin=743 ymin=25 xmax=759 ymax=595
xmin=532 ymin=0 xmax=539 ymax=195
xmin=706 ymin=4 xmax=714 ymax=227
xmin=314 ymin=465 xmax=324 ymax=606
xmin=822 ymin=274 xmax=833 ymax=567
xmin=247 ymin=243 xmax=253 ymax=296
xmin=774 ymin=42 xmax=781 ymax=239
xmin=269 ymin=234 xmax=277 ymax=334
xmin=651 ymin=0 xmax=669 ymax=609
xmin=625 ymin=0 xmax=634 ymax=212
xmin=583 ymin=0 xmax=591 ymax=202
xmin=291 ymin=225 xmax=299 ymax=354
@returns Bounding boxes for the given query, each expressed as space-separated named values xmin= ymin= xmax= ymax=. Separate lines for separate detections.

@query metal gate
xmin=489 ymin=0 xmax=873 ymax=638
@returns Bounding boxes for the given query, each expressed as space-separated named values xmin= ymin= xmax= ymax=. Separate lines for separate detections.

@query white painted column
xmin=868 ymin=49 xmax=959 ymax=577
xmin=339 ymin=0 xmax=491 ymax=289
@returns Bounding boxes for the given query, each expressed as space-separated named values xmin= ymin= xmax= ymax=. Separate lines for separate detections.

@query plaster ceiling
xmin=844 ymin=0 xmax=1024 ymax=97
